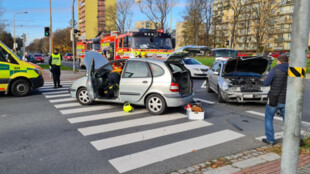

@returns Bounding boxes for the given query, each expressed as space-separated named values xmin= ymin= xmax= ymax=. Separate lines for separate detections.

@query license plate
xmin=243 ymin=94 xmax=253 ymax=98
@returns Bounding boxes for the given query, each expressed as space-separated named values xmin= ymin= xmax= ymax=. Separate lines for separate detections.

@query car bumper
xmin=69 ymin=86 xmax=76 ymax=97
xmin=223 ymin=91 xmax=268 ymax=103
xmin=163 ymin=93 xmax=195 ymax=107
xmin=31 ymin=75 xmax=44 ymax=89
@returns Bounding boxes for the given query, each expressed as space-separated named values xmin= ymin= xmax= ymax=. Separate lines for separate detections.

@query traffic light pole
xmin=49 ymin=0 xmax=53 ymax=55
xmin=280 ymin=0 xmax=310 ymax=173
xmin=72 ymin=0 xmax=76 ymax=73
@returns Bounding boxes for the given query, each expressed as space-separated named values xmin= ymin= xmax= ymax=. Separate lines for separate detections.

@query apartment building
xmin=134 ymin=21 xmax=162 ymax=30
xmin=78 ymin=0 xmax=116 ymax=40
xmin=212 ymin=0 xmax=296 ymax=52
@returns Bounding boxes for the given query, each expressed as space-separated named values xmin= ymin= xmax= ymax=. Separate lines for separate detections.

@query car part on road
xmin=146 ymin=94 xmax=167 ymax=115
xmin=11 ymin=79 xmax=31 ymax=97
xmin=217 ymin=87 xmax=225 ymax=103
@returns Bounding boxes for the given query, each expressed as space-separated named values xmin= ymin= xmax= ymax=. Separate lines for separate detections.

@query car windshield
xmin=132 ymin=36 xmax=172 ymax=49
xmin=183 ymin=58 xmax=201 ymax=65
xmin=214 ymin=50 xmax=238 ymax=57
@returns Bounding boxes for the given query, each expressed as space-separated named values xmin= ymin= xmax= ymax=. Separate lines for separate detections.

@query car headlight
xmin=34 ymin=68 xmax=41 ymax=76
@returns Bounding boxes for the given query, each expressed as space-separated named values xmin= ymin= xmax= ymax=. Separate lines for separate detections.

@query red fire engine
xmin=76 ymin=38 xmax=101 ymax=68
xmin=100 ymin=29 xmax=173 ymax=60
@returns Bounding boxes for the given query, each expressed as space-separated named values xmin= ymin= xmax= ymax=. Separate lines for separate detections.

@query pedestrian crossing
xmin=39 ymin=81 xmax=246 ymax=173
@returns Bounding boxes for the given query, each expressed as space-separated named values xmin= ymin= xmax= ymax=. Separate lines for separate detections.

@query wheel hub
xmin=79 ymin=90 xmax=89 ymax=103
xmin=148 ymin=97 xmax=162 ymax=112
xmin=16 ymin=84 xmax=26 ymax=93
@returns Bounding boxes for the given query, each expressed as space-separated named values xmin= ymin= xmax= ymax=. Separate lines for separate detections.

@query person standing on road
xmin=49 ymin=48 xmax=63 ymax=88
xmin=262 ymin=54 xmax=289 ymax=145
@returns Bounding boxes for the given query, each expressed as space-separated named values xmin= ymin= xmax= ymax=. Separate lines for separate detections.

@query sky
xmin=1 ymin=0 xmax=187 ymax=46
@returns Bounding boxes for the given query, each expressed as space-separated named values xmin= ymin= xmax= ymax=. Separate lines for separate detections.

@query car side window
xmin=212 ymin=62 xmax=219 ymax=71
xmin=150 ymin=63 xmax=164 ymax=77
xmin=124 ymin=61 xmax=150 ymax=78
xmin=0 ymin=47 xmax=18 ymax=64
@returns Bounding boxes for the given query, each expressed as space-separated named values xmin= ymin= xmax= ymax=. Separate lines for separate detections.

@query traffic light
xmin=44 ymin=27 xmax=50 ymax=36
xmin=226 ymin=40 xmax=229 ymax=46
xmin=74 ymin=29 xmax=81 ymax=34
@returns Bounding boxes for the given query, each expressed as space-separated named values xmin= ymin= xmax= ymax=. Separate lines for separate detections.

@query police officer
xmin=49 ymin=48 xmax=63 ymax=88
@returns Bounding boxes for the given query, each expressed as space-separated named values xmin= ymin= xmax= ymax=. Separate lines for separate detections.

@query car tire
xmin=11 ymin=79 xmax=31 ymax=97
xmin=217 ymin=86 xmax=225 ymax=103
xmin=206 ymin=79 xmax=213 ymax=93
xmin=77 ymin=87 xmax=92 ymax=105
xmin=146 ymin=94 xmax=167 ymax=115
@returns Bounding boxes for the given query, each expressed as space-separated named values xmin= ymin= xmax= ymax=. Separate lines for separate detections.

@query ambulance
xmin=0 ymin=41 xmax=44 ymax=96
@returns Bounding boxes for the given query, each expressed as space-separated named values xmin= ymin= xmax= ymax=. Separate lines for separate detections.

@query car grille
xmin=200 ymin=69 xmax=208 ymax=72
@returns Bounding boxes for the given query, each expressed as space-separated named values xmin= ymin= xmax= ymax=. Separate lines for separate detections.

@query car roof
xmin=211 ymin=48 xmax=237 ymax=51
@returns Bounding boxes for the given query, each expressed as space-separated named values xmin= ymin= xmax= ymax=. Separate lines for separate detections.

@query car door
xmin=209 ymin=62 xmax=219 ymax=89
xmin=119 ymin=61 xmax=152 ymax=102
xmin=86 ymin=59 xmax=97 ymax=102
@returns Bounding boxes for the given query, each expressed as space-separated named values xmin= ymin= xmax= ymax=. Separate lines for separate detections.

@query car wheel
xmin=77 ymin=87 xmax=92 ymax=105
xmin=206 ymin=79 xmax=213 ymax=93
xmin=11 ymin=79 xmax=31 ymax=97
xmin=217 ymin=86 xmax=225 ymax=103
xmin=146 ymin=94 xmax=167 ymax=115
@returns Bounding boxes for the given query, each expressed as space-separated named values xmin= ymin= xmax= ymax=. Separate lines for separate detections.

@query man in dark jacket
xmin=262 ymin=54 xmax=289 ymax=145
xmin=49 ymin=48 xmax=63 ymax=88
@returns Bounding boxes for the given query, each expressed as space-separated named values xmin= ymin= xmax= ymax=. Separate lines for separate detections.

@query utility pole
xmin=13 ymin=12 xmax=27 ymax=53
xmin=49 ymin=0 xmax=53 ymax=55
xmin=170 ymin=0 xmax=172 ymax=33
xmin=72 ymin=0 xmax=76 ymax=73
xmin=280 ymin=0 xmax=310 ymax=174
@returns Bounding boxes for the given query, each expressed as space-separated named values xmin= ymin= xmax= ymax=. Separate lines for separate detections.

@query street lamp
xmin=13 ymin=12 xmax=28 ymax=53
xmin=72 ymin=0 xmax=76 ymax=73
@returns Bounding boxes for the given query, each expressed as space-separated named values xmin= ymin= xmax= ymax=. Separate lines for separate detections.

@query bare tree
xmin=252 ymin=0 xmax=279 ymax=54
xmin=0 ymin=0 xmax=7 ymax=33
xmin=229 ymin=0 xmax=246 ymax=49
xmin=138 ymin=0 xmax=173 ymax=30
xmin=105 ymin=0 xmax=133 ymax=33
xmin=201 ymin=0 xmax=213 ymax=47
xmin=242 ymin=1 xmax=254 ymax=52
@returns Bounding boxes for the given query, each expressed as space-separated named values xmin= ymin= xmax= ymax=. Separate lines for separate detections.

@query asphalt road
xmin=1 ymin=78 xmax=309 ymax=174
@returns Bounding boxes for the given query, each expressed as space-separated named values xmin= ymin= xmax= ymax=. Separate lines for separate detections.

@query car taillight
xmin=170 ymin=83 xmax=179 ymax=92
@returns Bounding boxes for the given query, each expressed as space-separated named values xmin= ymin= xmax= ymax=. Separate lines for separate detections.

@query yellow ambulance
xmin=0 ymin=41 xmax=44 ymax=96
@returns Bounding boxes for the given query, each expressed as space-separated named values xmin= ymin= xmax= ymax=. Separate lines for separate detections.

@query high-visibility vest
xmin=51 ymin=53 xmax=61 ymax=66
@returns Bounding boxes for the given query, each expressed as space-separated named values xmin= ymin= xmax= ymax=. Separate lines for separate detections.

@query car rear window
xmin=150 ymin=63 xmax=164 ymax=77
xmin=213 ymin=50 xmax=237 ymax=57
xmin=183 ymin=58 xmax=200 ymax=65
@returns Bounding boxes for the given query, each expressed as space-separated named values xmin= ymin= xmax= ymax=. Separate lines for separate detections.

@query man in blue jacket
xmin=262 ymin=54 xmax=289 ymax=145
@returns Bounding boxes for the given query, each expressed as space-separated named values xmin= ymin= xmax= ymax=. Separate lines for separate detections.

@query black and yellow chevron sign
xmin=288 ymin=67 xmax=306 ymax=78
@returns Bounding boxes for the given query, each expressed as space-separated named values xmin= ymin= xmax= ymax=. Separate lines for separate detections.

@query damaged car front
xmin=217 ymin=56 xmax=270 ymax=103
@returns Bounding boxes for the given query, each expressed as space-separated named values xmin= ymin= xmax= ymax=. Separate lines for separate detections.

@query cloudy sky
xmin=1 ymin=0 xmax=187 ymax=46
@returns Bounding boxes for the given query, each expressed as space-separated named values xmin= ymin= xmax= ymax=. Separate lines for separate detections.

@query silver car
xmin=69 ymin=46 xmax=209 ymax=114
xmin=206 ymin=56 xmax=270 ymax=103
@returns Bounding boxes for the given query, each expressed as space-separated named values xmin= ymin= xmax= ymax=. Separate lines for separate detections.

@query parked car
xmin=69 ymin=46 xmax=209 ymax=114
xmin=210 ymin=48 xmax=238 ymax=61
xmin=206 ymin=56 xmax=270 ymax=103
xmin=237 ymin=53 xmax=248 ymax=57
xmin=307 ymin=54 xmax=310 ymax=58
xmin=34 ymin=54 xmax=44 ymax=63
xmin=183 ymin=58 xmax=209 ymax=78
xmin=64 ymin=53 xmax=73 ymax=61
xmin=27 ymin=54 xmax=37 ymax=64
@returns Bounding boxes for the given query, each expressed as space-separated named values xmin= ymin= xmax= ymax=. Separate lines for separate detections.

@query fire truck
xmin=76 ymin=38 xmax=101 ymax=68
xmin=100 ymin=29 xmax=173 ymax=60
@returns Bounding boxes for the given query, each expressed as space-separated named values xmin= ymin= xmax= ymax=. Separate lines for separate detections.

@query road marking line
xmin=246 ymin=111 xmax=283 ymax=121
xmin=40 ymin=85 xmax=70 ymax=89
xmin=39 ymin=88 xmax=69 ymax=92
xmin=45 ymin=94 xmax=70 ymax=98
xmin=49 ymin=98 xmax=76 ymax=103
xmin=78 ymin=113 xmax=185 ymax=136
xmin=60 ymin=105 xmax=116 ymax=115
xmin=193 ymin=98 xmax=215 ymax=104
xmin=54 ymin=102 xmax=81 ymax=109
xmin=201 ymin=80 xmax=206 ymax=88
xmin=41 ymin=91 xmax=69 ymax=95
xmin=255 ymin=130 xmax=305 ymax=141
xmin=91 ymin=121 xmax=213 ymax=151
xmin=109 ymin=129 xmax=244 ymax=173
xmin=68 ymin=110 xmax=148 ymax=124
xmin=45 ymin=81 xmax=73 ymax=83
xmin=247 ymin=110 xmax=310 ymax=127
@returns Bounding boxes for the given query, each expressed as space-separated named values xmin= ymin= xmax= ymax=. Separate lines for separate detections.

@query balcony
xmin=274 ymin=38 xmax=284 ymax=42
xmin=98 ymin=1 xmax=105 ymax=6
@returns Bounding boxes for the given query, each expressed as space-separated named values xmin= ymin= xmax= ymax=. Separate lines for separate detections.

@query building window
xmin=287 ymin=33 xmax=291 ymax=39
